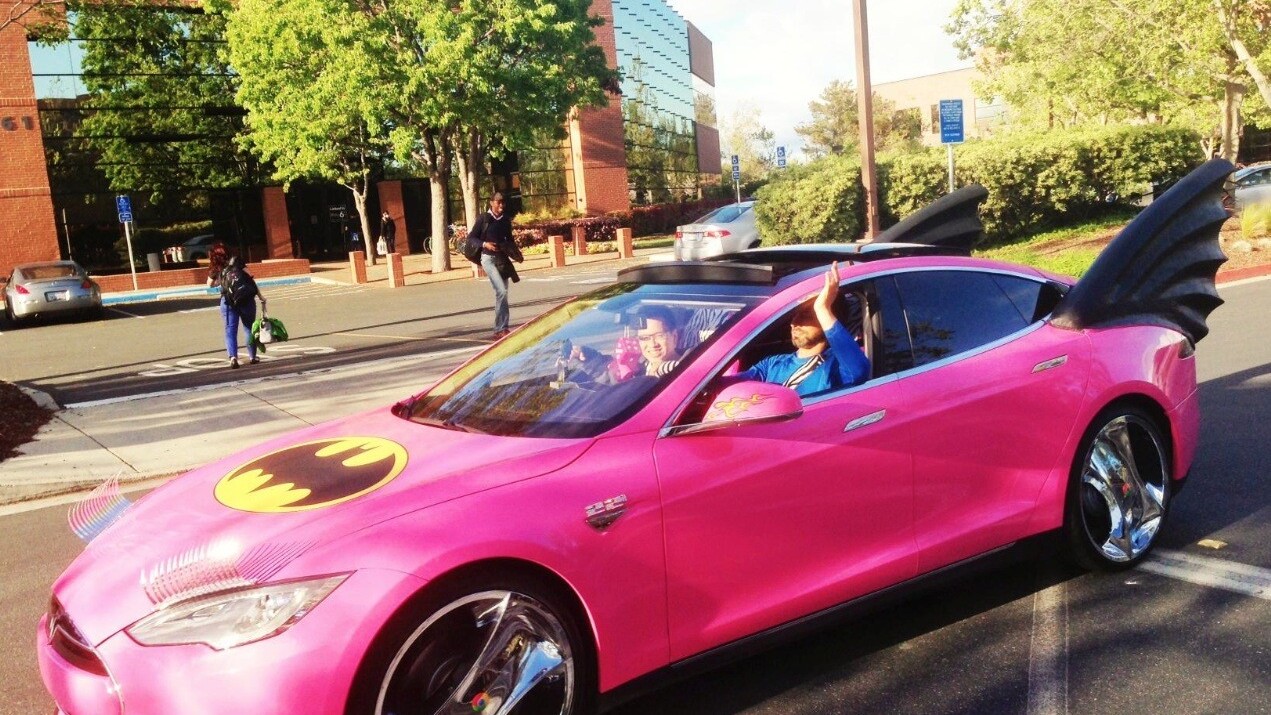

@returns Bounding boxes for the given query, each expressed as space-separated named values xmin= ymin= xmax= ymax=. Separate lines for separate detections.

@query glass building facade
xmin=611 ymin=0 xmax=700 ymax=205
xmin=513 ymin=0 xmax=712 ymax=214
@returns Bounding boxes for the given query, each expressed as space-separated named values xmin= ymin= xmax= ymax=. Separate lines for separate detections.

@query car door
xmin=885 ymin=269 xmax=1090 ymax=573
xmin=653 ymin=279 xmax=917 ymax=661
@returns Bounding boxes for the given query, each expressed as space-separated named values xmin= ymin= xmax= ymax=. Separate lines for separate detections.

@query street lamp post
xmin=853 ymin=0 xmax=881 ymax=240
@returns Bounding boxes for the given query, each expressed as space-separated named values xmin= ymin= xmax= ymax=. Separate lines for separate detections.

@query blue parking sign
xmin=777 ymin=146 xmax=787 ymax=169
xmin=939 ymin=100 xmax=964 ymax=144
xmin=116 ymin=195 xmax=133 ymax=223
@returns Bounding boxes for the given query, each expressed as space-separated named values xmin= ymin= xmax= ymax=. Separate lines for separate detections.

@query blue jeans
xmin=221 ymin=298 xmax=257 ymax=360
xmin=480 ymin=253 xmax=509 ymax=332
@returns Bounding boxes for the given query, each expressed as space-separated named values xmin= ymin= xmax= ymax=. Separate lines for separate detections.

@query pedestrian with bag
xmin=379 ymin=211 xmax=396 ymax=255
xmin=207 ymin=242 xmax=266 ymax=369
xmin=464 ymin=192 xmax=523 ymax=339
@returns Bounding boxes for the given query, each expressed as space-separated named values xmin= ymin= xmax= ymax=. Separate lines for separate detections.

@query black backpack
xmin=221 ymin=260 xmax=258 ymax=310
xmin=462 ymin=216 xmax=485 ymax=264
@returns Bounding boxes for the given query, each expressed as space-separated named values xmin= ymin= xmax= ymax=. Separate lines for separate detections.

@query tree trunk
xmin=349 ymin=184 xmax=374 ymax=266
xmin=455 ymin=128 xmax=484 ymax=229
xmin=1217 ymin=1 xmax=1271 ymax=114
xmin=1220 ymin=79 xmax=1244 ymax=162
xmin=416 ymin=129 xmax=453 ymax=274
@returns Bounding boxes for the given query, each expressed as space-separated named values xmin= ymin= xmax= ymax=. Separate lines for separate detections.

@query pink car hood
xmin=54 ymin=407 xmax=591 ymax=645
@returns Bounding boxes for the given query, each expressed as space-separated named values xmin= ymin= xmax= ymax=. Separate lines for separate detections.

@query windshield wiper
xmin=413 ymin=416 xmax=487 ymax=435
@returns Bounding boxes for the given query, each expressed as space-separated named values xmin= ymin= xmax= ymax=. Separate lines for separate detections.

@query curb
xmin=101 ymin=276 xmax=314 ymax=306
xmin=1216 ymin=263 xmax=1271 ymax=285
xmin=16 ymin=384 xmax=59 ymax=411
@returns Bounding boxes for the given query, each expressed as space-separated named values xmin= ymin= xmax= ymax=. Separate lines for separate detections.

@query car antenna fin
xmin=1051 ymin=158 xmax=1231 ymax=345
xmin=68 ymin=474 xmax=132 ymax=543
xmin=872 ymin=183 xmax=988 ymax=251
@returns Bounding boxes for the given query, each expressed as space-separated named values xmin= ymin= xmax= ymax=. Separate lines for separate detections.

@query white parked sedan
xmin=1231 ymin=163 xmax=1271 ymax=211
xmin=3 ymin=260 xmax=102 ymax=327
xmin=674 ymin=201 xmax=759 ymax=259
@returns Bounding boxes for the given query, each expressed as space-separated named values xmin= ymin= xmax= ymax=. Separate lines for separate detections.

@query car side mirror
xmin=670 ymin=380 xmax=803 ymax=436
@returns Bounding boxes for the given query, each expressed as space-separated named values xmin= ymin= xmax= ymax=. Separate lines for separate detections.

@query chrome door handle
xmin=1032 ymin=355 xmax=1068 ymax=373
xmin=844 ymin=409 xmax=886 ymax=432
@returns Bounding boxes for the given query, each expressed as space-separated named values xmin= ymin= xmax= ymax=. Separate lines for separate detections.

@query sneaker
xmin=492 ymin=329 xmax=510 ymax=340
xmin=249 ymin=357 xmax=260 ymax=365
xmin=229 ymin=357 xmax=239 ymax=369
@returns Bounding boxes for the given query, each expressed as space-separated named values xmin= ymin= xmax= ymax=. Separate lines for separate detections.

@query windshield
xmin=408 ymin=283 xmax=765 ymax=437
xmin=20 ymin=264 xmax=79 ymax=280
xmin=691 ymin=203 xmax=753 ymax=225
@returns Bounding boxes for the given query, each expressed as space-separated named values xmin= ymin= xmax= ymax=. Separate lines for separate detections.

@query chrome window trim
xmin=657 ymin=266 xmax=1054 ymax=437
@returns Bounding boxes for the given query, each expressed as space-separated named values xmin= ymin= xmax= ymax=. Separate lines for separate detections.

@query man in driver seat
xmin=741 ymin=262 xmax=869 ymax=395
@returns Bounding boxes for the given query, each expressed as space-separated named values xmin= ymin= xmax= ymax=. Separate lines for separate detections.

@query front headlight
xmin=125 ymin=574 xmax=348 ymax=650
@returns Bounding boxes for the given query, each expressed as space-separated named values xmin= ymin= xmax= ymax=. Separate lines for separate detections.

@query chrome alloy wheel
xmin=1077 ymin=414 xmax=1169 ymax=563
xmin=376 ymin=590 xmax=575 ymax=715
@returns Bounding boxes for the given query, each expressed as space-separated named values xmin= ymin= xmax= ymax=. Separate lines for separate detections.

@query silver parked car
xmin=674 ymin=200 xmax=760 ymax=260
xmin=1231 ymin=163 xmax=1271 ymax=211
xmin=3 ymin=260 xmax=102 ymax=327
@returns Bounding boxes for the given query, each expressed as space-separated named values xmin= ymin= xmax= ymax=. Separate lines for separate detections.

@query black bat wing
xmin=1050 ymin=159 xmax=1231 ymax=345
xmin=873 ymin=183 xmax=989 ymax=251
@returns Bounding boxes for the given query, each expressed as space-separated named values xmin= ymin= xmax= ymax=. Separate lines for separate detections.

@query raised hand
xmin=813 ymin=261 xmax=840 ymax=329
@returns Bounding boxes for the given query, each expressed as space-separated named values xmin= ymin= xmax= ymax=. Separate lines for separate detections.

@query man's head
xmin=636 ymin=306 xmax=680 ymax=366
xmin=490 ymin=192 xmax=505 ymax=215
xmin=789 ymin=302 xmax=826 ymax=353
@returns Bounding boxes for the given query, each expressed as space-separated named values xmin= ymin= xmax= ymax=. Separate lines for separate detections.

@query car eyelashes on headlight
xmin=140 ymin=538 xmax=316 ymax=609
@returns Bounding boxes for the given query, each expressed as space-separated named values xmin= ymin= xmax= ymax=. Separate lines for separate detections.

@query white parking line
xmin=108 ymin=306 xmax=145 ymax=319
xmin=1026 ymin=574 xmax=1068 ymax=715
xmin=1142 ymin=549 xmax=1271 ymax=600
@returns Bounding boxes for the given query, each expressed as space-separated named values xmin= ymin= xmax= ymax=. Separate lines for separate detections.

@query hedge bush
xmin=753 ymin=154 xmax=865 ymax=245
xmin=755 ymin=125 xmax=1201 ymax=247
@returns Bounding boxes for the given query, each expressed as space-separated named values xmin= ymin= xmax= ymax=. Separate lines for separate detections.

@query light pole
xmin=853 ymin=0 xmax=881 ymax=240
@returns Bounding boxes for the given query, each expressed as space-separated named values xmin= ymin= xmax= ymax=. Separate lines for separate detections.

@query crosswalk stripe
xmin=1142 ymin=549 xmax=1271 ymax=600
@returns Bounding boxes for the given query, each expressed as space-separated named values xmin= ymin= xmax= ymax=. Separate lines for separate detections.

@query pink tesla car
xmin=38 ymin=160 xmax=1233 ymax=715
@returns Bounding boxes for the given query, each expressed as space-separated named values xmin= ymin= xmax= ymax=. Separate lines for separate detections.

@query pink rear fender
xmin=1080 ymin=325 xmax=1198 ymax=479
xmin=1026 ymin=324 xmax=1197 ymax=534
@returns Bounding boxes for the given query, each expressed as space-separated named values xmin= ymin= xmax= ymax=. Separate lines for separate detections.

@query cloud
xmin=670 ymin=0 xmax=968 ymax=158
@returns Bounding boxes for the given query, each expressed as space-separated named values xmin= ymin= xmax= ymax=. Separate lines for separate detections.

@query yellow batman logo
xmin=215 ymin=437 xmax=408 ymax=513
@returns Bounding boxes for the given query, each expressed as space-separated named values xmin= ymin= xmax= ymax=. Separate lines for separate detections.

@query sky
xmin=669 ymin=0 xmax=970 ymax=159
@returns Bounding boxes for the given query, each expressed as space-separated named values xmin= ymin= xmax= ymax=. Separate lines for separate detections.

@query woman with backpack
xmin=207 ymin=243 xmax=266 ymax=369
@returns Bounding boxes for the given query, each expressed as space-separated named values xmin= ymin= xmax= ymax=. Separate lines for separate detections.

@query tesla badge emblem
xmin=585 ymin=494 xmax=628 ymax=531
xmin=215 ymin=437 xmax=408 ymax=513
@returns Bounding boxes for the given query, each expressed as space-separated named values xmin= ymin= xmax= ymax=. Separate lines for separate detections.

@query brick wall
xmin=376 ymin=180 xmax=411 ymax=255
xmin=262 ymin=187 xmax=292 ymax=258
xmin=1 ymin=13 xmax=61 ymax=278
xmin=576 ymin=0 xmax=631 ymax=215
xmin=91 ymin=258 xmax=311 ymax=293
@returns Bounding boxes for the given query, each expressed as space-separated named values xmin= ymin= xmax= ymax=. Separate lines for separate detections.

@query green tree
xmin=720 ymin=104 xmax=776 ymax=185
xmin=45 ymin=2 xmax=258 ymax=211
xmin=947 ymin=0 xmax=1271 ymax=160
xmin=224 ymin=0 xmax=389 ymax=264
xmin=449 ymin=0 xmax=614 ymax=228
xmin=795 ymin=80 xmax=924 ymax=158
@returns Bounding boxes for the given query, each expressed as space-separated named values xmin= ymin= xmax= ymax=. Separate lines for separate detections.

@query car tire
xmin=1063 ymin=405 xmax=1171 ymax=571
xmin=347 ymin=570 xmax=597 ymax=715
xmin=4 ymin=302 xmax=20 ymax=329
